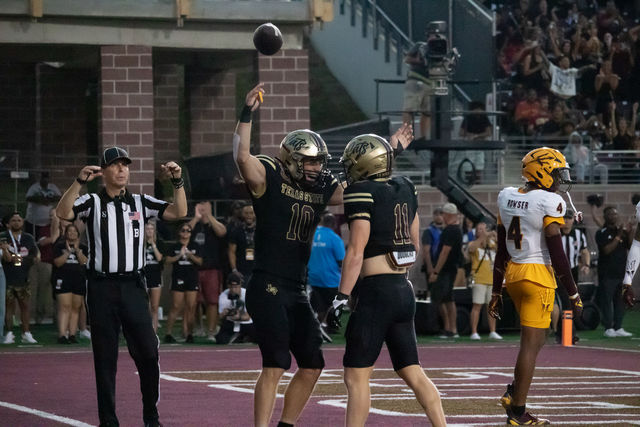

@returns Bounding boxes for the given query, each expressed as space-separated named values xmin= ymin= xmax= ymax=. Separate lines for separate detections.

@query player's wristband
xmin=239 ymin=105 xmax=252 ymax=123
xmin=170 ymin=177 xmax=184 ymax=189
xmin=569 ymin=293 xmax=580 ymax=300
xmin=76 ymin=177 xmax=87 ymax=185
xmin=336 ymin=292 xmax=349 ymax=300
xmin=393 ymin=144 xmax=405 ymax=158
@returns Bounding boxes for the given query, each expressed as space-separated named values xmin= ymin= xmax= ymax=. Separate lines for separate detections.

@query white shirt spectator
xmin=549 ymin=63 xmax=579 ymax=98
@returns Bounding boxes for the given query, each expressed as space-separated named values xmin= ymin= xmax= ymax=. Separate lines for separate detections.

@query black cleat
xmin=164 ymin=334 xmax=176 ymax=344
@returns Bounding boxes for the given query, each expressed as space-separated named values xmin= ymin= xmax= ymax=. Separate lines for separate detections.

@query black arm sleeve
xmin=546 ymin=233 xmax=579 ymax=296
xmin=492 ymin=225 xmax=510 ymax=295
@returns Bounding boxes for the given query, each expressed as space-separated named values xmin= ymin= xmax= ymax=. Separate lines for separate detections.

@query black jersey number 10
xmin=286 ymin=203 xmax=315 ymax=242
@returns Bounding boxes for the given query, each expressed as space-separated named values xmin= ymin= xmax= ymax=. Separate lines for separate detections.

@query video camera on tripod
xmin=421 ymin=21 xmax=460 ymax=96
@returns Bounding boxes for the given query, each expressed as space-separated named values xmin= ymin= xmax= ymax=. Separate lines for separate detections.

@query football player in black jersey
xmin=233 ymin=84 xmax=412 ymax=427
xmin=233 ymin=84 xmax=341 ymax=427
xmin=329 ymin=134 xmax=446 ymax=426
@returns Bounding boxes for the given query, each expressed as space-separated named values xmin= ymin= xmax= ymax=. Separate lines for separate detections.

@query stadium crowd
xmin=493 ymin=0 xmax=640 ymax=170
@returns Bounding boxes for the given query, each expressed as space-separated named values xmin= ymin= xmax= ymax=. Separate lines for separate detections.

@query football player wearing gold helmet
xmin=489 ymin=147 xmax=583 ymax=425
xmin=232 ymin=83 xmax=413 ymax=427
xmin=328 ymin=133 xmax=446 ymax=427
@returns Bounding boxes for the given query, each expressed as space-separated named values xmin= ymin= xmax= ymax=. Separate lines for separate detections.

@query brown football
xmin=253 ymin=23 xmax=283 ymax=56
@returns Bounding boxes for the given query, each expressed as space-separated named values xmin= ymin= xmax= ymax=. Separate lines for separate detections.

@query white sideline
xmin=0 ymin=400 xmax=94 ymax=427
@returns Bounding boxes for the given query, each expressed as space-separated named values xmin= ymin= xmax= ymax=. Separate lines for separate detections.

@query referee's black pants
xmin=87 ymin=275 xmax=159 ymax=426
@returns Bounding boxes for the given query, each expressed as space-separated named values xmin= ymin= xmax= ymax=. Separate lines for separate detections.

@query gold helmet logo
xmin=279 ymin=130 xmax=330 ymax=186
xmin=340 ymin=134 xmax=393 ymax=184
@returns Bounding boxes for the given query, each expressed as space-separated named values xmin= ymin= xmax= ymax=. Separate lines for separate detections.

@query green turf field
xmin=2 ymin=308 xmax=638 ymax=351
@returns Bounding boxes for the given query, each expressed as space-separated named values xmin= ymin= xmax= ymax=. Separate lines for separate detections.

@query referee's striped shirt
xmin=72 ymin=188 xmax=168 ymax=274
xmin=561 ymin=227 xmax=588 ymax=269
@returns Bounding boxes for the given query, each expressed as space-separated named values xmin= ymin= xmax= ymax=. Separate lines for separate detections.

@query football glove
xmin=623 ymin=284 xmax=636 ymax=308
xmin=326 ymin=292 xmax=349 ymax=330
xmin=569 ymin=293 xmax=583 ymax=320
xmin=488 ymin=293 xmax=502 ymax=320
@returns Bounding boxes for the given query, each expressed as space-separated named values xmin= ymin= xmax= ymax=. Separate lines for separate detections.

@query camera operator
xmin=403 ymin=27 xmax=444 ymax=139
xmin=216 ymin=272 xmax=254 ymax=344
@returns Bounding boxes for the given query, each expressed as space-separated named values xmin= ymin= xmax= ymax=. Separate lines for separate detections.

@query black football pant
xmin=87 ymin=275 xmax=159 ymax=426
xmin=596 ymin=275 xmax=626 ymax=330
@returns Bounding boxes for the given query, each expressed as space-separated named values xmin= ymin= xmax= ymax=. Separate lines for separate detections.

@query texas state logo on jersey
xmin=497 ymin=187 xmax=566 ymax=265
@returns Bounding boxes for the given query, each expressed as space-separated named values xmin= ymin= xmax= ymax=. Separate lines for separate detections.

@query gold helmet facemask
xmin=522 ymin=147 xmax=572 ymax=193
xmin=279 ymin=130 xmax=331 ymax=188
xmin=339 ymin=134 xmax=393 ymax=185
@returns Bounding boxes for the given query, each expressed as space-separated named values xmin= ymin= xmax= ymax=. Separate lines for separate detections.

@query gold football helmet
xmin=340 ymin=134 xmax=393 ymax=184
xmin=279 ymin=129 xmax=330 ymax=186
xmin=522 ymin=147 xmax=571 ymax=192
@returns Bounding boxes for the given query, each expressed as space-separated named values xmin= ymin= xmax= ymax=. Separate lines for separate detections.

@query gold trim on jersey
xmin=344 ymin=192 xmax=373 ymax=198
xmin=543 ymin=215 xmax=564 ymax=228
xmin=256 ymin=155 xmax=277 ymax=170
xmin=497 ymin=214 xmax=502 ymax=225
xmin=349 ymin=213 xmax=371 ymax=219
xmin=344 ymin=198 xmax=374 ymax=203
xmin=505 ymin=262 xmax=557 ymax=289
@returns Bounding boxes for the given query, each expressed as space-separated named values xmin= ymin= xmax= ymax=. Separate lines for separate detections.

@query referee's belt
xmin=89 ymin=270 xmax=143 ymax=280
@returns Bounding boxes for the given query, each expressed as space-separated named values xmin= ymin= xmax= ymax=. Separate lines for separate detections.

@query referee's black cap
xmin=101 ymin=147 xmax=132 ymax=168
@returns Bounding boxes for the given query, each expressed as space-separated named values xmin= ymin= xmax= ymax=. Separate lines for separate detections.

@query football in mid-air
xmin=253 ymin=23 xmax=283 ymax=56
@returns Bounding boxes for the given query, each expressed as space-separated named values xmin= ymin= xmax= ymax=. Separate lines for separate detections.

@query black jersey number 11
xmin=393 ymin=203 xmax=412 ymax=245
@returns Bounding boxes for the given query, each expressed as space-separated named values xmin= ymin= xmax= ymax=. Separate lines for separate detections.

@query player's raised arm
xmin=233 ymin=83 xmax=266 ymax=195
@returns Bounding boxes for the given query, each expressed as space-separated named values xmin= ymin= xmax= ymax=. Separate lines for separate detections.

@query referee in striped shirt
xmin=56 ymin=147 xmax=187 ymax=427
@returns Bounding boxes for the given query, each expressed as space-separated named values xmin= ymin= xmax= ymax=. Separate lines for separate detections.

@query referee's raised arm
xmin=159 ymin=161 xmax=187 ymax=220
xmin=56 ymin=165 xmax=102 ymax=221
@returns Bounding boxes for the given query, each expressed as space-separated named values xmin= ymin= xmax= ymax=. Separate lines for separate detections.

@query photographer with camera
xmin=216 ymin=272 xmax=254 ymax=344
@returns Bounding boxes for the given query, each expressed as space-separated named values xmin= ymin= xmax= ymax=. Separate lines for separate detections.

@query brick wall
xmin=154 ymin=64 xmax=182 ymax=165
xmin=188 ymin=68 xmax=236 ymax=157
xmin=100 ymin=45 xmax=155 ymax=195
xmin=257 ymin=49 xmax=310 ymax=157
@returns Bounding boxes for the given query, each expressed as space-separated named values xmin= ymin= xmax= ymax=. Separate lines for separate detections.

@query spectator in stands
xmin=228 ymin=202 xmax=256 ymax=284
xmin=594 ymin=60 xmax=620 ymax=123
xmin=544 ymin=51 xmax=597 ymax=100
xmin=52 ymin=224 xmax=87 ymax=344
xmin=515 ymin=88 xmax=543 ymax=135
xmin=164 ymin=223 xmax=203 ymax=344
xmin=595 ymin=206 xmax=634 ymax=338
xmin=1 ymin=212 xmax=38 ymax=344
xmin=539 ymin=101 xmax=568 ymax=136
xmin=307 ymin=212 xmax=344 ymax=338
xmin=609 ymin=101 xmax=638 ymax=150
xmin=421 ymin=207 xmax=444 ymax=288
xmin=215 ymin=272 xmax=254 ymax=344
xmin=24 ymin=172 xmax=61 ymax=239
xmin=428 ymin=203 xmax=462 ymax=339
xmin=563 ymin=131 xmax=608 ymax=184
xmin=188 ymin=201 xmax=226 ymax=341
xmin=467 ymin=222 xmax=501 ymax=341
xmin=143 ymin=222 xmax=163 ymax=333
xmin=403 ymin=34 xmax=433 ymax=138
xmin=520 ymin=43 xmax=550 ymax=92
